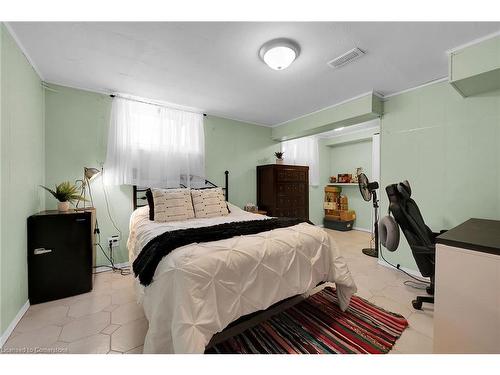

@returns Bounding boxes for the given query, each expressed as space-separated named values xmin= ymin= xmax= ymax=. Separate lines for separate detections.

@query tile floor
xmin=2 ymin=229 xmax=434 ymax=354
xmin=325 ymin=229 xmax=434 ymax=354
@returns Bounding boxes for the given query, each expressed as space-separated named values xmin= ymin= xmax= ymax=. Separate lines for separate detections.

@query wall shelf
xmin=327 ymin=183 xmax=359 ymax=186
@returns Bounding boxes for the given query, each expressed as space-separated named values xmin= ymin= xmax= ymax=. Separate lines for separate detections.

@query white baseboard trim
xmin=94 ymin=261 xmax=130 ymax=274
xmin=1 ymin=261 xmax=132 ymax=348
xmin=353 ymin=227 xmax=371 ymax=233
xmin=0 ymin=300 xmax=30 ymax=348
xmin=377 ymin=258 xmax=430 ymax=281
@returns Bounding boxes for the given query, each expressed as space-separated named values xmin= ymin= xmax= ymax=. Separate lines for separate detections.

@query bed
xmin=127 ymin=173 xmax=357 ymax=353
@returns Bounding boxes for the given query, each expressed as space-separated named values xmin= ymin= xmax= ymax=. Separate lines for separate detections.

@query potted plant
xmin=275 ymin=151 xmax=284 ymax=165
xmin=40 ymin=181 xmax=86 ymax=212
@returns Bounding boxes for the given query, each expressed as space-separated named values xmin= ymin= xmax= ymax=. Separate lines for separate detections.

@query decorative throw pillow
xmin=191 ymin=187 xmax=229 ymax=218
xmin=151 ymin=188 xmax=195 ymax=222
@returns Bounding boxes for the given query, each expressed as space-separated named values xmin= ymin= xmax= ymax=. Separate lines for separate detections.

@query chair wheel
xmin=412 ymin=299 xmax=423 ymax=310
xmin=426 ymin=286 xmax=434 ymax=295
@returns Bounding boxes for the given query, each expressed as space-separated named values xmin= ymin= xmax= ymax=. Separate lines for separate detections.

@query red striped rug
xmin=206 ymin=286 xmax=408 ymax=354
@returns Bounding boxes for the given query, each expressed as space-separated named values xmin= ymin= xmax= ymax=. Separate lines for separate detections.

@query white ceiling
xmin=9 ymin=22 xmax=500 ymax=125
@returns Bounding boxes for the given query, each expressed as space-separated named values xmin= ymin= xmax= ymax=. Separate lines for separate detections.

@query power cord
xmin=403 ymin=280 xmax=428 ymax=290
xmin=370 ymin=207 xmax=430 ymax=288
xmin=92 ymin=224 xmax=130 ymax=276
xmin=100 ymin=167 xmax=122 ymax=238
xmin=102 ymin=240 xmax=130 ymax=276
xmin=88 ymin=175 xmax=130 ymax=276
xmin=378 ymin=241 xmax=430 ymax=286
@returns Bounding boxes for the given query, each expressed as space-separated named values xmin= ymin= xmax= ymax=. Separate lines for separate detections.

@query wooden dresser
xmin=257 ymin=164 xmax=309 ymax=220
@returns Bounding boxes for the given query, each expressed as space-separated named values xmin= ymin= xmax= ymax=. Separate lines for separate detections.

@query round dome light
xmin=259 ymin=38 xmax=300 ymax=71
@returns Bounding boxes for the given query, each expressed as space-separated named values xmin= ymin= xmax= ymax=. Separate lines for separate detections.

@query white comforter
xmin=128 ymin=203 xmax=357 ymax=353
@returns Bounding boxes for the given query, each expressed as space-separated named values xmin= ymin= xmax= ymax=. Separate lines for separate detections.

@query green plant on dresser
xmin=40 ymin=181 xmax=86 ymax=212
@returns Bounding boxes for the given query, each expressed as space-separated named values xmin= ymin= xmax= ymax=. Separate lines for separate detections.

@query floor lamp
xmin=75 ymin=167 xmax=101 ymax=210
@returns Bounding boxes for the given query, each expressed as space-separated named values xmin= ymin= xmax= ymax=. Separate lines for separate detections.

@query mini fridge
xmin=27 ymin=210 xmax=94 ymax=304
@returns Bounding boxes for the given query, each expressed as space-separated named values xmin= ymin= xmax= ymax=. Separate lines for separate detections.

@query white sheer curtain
xmin=103 ymin=97 xmax=205 ymax=188
xmin=281 ymin=136 xmax=320 ymax=186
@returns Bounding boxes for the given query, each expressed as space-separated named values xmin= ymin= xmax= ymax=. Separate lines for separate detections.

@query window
xmin=281 ymin=136 xmax=319 ymax=186
xmin=103 ymin=97 xmax=205 ymax=188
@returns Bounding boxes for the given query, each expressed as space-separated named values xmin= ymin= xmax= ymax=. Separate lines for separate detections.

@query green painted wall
xmin=450 ymin=36 xmax=500 ymax=97
xmin=0 ymin=23 xmax=3 ymax=338
xmin=4 ymin=24 xmax=499 ymax=339
xmin=324 ymin=127 xmax=376 ymax=146
xmin=272 ymin=93 xmax=382 ymax=141
xmin=0 ymin=29 xmax=2 ymax=330
xmin=44 ymin=85 xmax=132 ymax=265
xmin=44 ymin=86 xmax=279 ymax=266
xmin=330 ymin=139 xmax=373 ymax=231
xmin=0 ymin=25 xmax=45 ymax=335
xmin=450 ymin=36 xmax=500 ymax=81
xmin=449 ymin=36 xmax=500 ymax=96
xmin=380 ymin=82 xmax=500 ymax=271
xmin=204 ymin=115 xmax=278 ymax=209
xmin=207 ymin=121 xmax=336 ymax=227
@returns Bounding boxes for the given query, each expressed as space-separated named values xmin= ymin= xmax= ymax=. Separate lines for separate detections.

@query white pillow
xmin=191 ymin=188 xmax=229 ymax=218
xmin=152 ymin=188 xmax=195 ymax=222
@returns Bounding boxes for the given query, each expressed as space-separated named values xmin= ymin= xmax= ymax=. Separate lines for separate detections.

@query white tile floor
xmin=2 ymin=229 xmax=434 ymax=354
xmin=325 ymin=229 xmax=434 ymax=354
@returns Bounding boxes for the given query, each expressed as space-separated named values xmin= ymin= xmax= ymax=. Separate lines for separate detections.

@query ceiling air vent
xmin=327 ymin=47 xmax=365 ymax=69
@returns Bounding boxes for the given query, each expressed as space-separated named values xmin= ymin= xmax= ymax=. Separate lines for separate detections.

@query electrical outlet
xmin=107 ymin=235 xmax=120 ymax=248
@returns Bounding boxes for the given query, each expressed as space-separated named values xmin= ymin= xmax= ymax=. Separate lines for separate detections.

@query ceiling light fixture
xmin=259 ymin=38 xmax=300 ymax=71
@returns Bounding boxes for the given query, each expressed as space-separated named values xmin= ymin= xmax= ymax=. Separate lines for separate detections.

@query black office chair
xmin=384 ymin=181 xmax=445 ymax=310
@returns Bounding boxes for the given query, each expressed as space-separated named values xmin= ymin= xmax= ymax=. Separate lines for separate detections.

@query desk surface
xmin=436 ymin=218 xmax=500 ymax=256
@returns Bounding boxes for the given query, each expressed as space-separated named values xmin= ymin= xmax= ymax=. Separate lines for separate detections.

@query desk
xmin=434 ymin=219 xmax=500 ymax=353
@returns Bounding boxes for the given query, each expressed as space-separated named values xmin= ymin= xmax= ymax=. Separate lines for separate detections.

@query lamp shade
xmin=259 ymin=38 xmax=300 ymax=71
xmin=84 ymin=167 xmax=101 ymax=181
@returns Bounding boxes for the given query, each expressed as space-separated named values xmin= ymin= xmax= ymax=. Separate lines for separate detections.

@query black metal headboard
xmin=133 ymin=171 xmax=229 ymax=210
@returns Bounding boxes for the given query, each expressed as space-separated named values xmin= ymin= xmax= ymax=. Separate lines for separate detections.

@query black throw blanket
xmin=133 ymin=217 xmax=310 ymax=286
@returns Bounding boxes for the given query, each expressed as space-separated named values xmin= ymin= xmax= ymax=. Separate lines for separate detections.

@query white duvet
xmin=128 ymin=203 xmax=357 ymax=353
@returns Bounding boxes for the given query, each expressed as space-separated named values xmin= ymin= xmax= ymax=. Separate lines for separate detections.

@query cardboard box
xmin=324 ymin=213 xmax=340 ymax=221
xmin=340 ymin=210 xmax=356 ymax=221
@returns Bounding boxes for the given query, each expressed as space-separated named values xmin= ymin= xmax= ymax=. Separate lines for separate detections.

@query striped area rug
xmin=206 ymin=286 xmax=408 ymax=354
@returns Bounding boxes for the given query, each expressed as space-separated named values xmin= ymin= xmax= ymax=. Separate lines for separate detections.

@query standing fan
xmin=358 ymin=173 xmax=380 ymax=257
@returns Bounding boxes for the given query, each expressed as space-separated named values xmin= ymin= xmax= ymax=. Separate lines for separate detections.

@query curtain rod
xmin=109 ymin=94 xmax=207 ymax=117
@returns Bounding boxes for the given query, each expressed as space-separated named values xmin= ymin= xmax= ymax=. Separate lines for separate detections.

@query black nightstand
xmin=27 ymin=209 xmax=96 ymax=304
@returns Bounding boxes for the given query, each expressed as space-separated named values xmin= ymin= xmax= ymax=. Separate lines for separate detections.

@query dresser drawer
xmin=277 ymin=182 xmax=307 ymax=196
xmin=277 ymin=195 xmax=306 ymax=208
xmin=275 ymin=207 xmax=307 ymax=219
xmin=276 ymin=168 xmax=308 ymax=182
